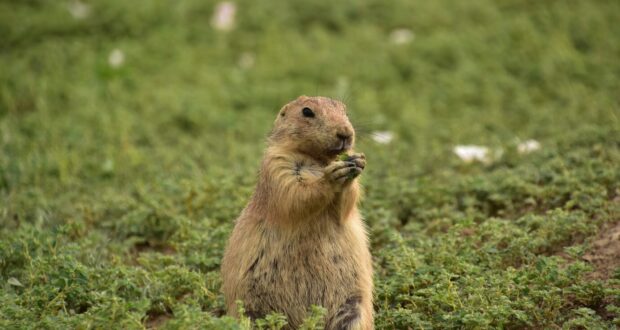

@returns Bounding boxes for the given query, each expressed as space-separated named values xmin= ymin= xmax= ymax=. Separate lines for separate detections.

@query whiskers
xmin=351 ymin=118 xmax=395 ymax=145
xmin=351 ymin=121 xmax=381 ymax=143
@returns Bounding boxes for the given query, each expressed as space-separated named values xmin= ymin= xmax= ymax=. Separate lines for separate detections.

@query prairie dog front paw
xmin=344 ymin=153 xmax=366 ymax=170
xmin=326 ymin=160 xmax=363 ymax=185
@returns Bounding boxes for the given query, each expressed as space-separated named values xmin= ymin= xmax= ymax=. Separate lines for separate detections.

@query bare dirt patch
xmin=145 ymin=312 xmax=172 ymax=329
xmin=582 ymin=221 xmax=620 ymax=280
xmin=128 ymin=241 xmax=176 ymax=266
xmin=132 ymin=241 xmax=176 ymax=255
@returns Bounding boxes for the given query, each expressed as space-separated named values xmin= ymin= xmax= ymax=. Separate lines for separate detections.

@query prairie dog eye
xmin=302 ymin=107 xmax=315 ymax=118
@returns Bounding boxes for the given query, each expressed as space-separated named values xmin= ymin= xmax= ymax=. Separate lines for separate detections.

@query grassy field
xmin=1 ymin=0 xmax=619 ymax=328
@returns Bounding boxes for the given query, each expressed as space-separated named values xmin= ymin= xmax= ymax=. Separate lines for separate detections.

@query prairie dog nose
xmin=336 ymin=133 xmax=352 ymax=141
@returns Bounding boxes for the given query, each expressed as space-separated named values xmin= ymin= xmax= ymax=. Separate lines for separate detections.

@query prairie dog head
xmin=269 ymin=96 xmax=355 ymax=162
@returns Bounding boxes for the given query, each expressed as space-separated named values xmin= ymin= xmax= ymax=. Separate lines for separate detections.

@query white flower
xmin=453 ymin=145 xmax=490 ymax=163
xmin=67 ymin=1 xmax=90 ymax=20
xmin=372 ymin=131 xmax=394 ymax=144
xmin=517 ymin=139 xmax=541 ymax=154
xmin=212 ymin=2 xmax=236 ymax=31
xmin=108 ymin=49 xmax=125 ymax=68
xmin=389 ymin=29 xmax=414 ymax=45
xmin=238 ymin=52 xmax=255 ymax=69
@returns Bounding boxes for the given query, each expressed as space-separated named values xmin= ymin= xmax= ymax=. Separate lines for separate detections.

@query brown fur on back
xmin=221 ymin=96 xmax=373 ymax=329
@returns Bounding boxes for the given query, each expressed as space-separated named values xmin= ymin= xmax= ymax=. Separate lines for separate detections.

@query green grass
xmin=1 ymin=0 xmax=619 ymax=328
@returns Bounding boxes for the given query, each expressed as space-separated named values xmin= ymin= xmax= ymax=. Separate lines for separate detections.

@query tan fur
xmin=221 ymin=96 xmax=373 ymax=329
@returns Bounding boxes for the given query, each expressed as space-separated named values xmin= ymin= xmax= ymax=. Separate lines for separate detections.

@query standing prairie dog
xmin=221 ymin=96 xmax=373 ymax=329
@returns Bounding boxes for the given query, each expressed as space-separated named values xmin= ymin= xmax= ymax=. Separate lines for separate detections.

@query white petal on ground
xmin=212 ymin=2 xmax=236 ymax=31
xmin=389 ymin=29 xmax=414 ymax=45
xmin=453 ymin=145 xmax=490 ymax=163
xmin=238 ymin=52 xmax=255 ymax=69
xmin=108 ymin=49 xmax=125 ymax=68
xmin=101 ymin=159 xmax=114 ymax=174
xmin=8 ymin=277 xmax=23 ymax=287
xmin=517 ymin=139 xmax=541 ymax=154
xmin=372 ymin=131 xmax=394 ymax=144
xmin=67 ymin=1 xmax=90 ymax=20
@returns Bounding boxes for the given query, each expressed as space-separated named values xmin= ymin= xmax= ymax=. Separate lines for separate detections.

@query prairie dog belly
xmin=235 ymin=215 xmax=369 ymax=327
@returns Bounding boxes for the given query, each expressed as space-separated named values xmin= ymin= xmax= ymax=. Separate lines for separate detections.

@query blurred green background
xmin=1 ymin=0 xmax=619 ymax=328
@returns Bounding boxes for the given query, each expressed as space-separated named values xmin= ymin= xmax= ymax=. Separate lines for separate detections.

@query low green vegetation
xmin=1 ymin=0 xmax=619 ymax=328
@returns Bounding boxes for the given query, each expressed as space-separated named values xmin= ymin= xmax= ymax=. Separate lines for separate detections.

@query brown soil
xmin=132 ymin=240 xmax=176 ymax=255
xmin=145 ymin=312 xmax=172 ymax=329
xmin=128 ymin=241 xmax=176 ymax=266
xmin=582 ymin=220 xmax=620 ymax=280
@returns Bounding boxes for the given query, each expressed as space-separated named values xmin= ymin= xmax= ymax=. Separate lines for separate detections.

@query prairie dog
xmin=221 ymin=96 xmax=373 ymax=329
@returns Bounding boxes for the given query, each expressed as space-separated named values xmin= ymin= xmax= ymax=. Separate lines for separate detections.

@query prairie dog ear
xmin=296 ymin=95 xmax=309 ymax=101
xmin=278 ymin=104 xmax=289 ymax=118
